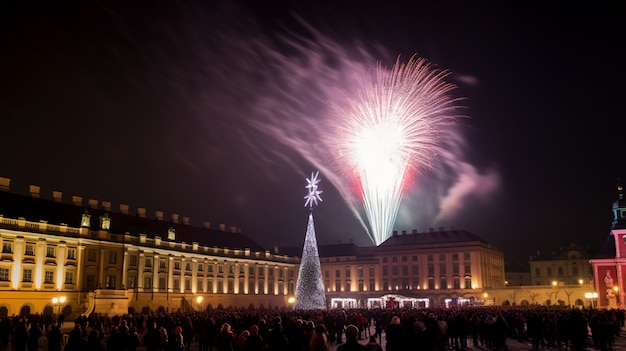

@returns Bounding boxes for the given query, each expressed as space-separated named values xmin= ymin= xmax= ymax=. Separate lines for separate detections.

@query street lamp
xmin=287 ymin=296 xmax=296 ymax=310
xmin=585 ymin=292 xmax=598 ymax=308
xmin=196 ymin=296 xmax=203 ymax=311
xmin=52 ymin=296 xmax=66 ymax=326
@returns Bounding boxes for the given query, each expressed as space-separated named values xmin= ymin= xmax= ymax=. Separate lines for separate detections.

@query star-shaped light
xmin=304 ymin=171 xmax=323 ymax=208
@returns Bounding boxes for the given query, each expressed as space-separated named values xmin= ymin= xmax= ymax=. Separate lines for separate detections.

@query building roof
xmin=0 ymin=190 xmax=266 ymax=252
xmin=278 ymin=228 xmax=496 ymax=258
xmin=277 ymin=242 xmax=363 ymax=258
xmin=593 ymin=233 xmax=617 ymax=259
xmin=377 ymin=228 xmax=491 ymax=248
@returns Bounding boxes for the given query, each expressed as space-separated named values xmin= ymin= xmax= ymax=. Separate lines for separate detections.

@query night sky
xmin=2 ymin=1 xmax=625 ymax=263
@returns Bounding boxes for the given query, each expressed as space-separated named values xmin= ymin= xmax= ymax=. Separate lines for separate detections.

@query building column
xmin=180 ymin=258 xmax=186 ymax=293
xmin=617 ymin=264 xmax=624 ymax=306
xmin=76 ymin=246 xmax=85 ymax=291
xmin=264 ymin=265 xmax=268 ymax=294
xmin=152 ymin=254 xmax=159 ymax=291
xmin=12 ymin=237 xmax=24 ymax=290
xmin=168 ymin=256 xmax=174 ymax=293
xmin=34 ymin=238 xmax=46 ymax=290
xmin=190 ymin=259 xmax=197 ymax=293
xmin=56 ymin=242 xmax=67 ymax=291
xmin=244 ymin=263 xmax=249 ymax=294
xmin=99 ymin=249 xmax=106 ymax=289
xmin=122 ymin=251 xmax=129 ymax=290
xmin=234 ymin=263 xmax=240 ymax=294
xmin=138 ymin=252 xmax=145 ymax=292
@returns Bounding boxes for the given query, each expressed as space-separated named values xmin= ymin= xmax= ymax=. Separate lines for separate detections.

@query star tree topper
xmin=304 ymin=171 xmax=323 ymax=208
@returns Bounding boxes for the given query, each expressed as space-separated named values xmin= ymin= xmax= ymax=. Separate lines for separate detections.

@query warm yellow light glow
xmin=614 ymin=286 xmax=619 ymax=292
xmin=287 ymin=296 xmax=296 ymax=304
xmin=552 ymin=281 xmax=557 ymax=287
xmin=52 ymin=297 xmax=59 ymax=304
xmin=483 ymin=293 xmax=488 ymax=298
xmin=196 ymin=296 xmax=203 ymax=304
xmin=578 ymin=279 xmax=583 ymax=285
xmin=60 ymin=296 xmax=66 ymax=303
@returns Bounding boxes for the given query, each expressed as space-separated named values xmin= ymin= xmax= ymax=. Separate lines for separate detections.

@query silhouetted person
xmin=87 ymin=330 xmax=106 ymax=351
xmin=64 ymin=323 xmax=86 ymax=351
xmin=336 ymin=325 xmax=366 ymax=351
xmin=27 ymin=323 xmax=43 ymax=351
xmin=46 ymin=325 xmax=62 ymax=351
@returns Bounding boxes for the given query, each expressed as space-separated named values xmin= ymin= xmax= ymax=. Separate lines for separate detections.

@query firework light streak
xmin=332 ymin=55 xmax=461 ymax=245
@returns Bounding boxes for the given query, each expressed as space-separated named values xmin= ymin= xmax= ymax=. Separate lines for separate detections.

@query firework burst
xmin=331 ymin=55 xmax=462 ymax=245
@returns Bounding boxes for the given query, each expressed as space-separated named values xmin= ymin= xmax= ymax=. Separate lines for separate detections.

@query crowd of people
xmin=0 ymin=305 xmax=624 ymax=351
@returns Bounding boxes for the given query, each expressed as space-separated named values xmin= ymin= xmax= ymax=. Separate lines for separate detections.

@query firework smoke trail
xmin=330 ymin=56 xmax=461 ymax=245
xmin=89 ymin=2 xmax=499 ymax=245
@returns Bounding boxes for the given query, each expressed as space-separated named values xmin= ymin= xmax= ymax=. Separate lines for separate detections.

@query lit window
xmin=2 ymin=242 xmax=12 ymax=253
xmin=100 ymin=214 xmax=111 ymax=230
xmin=44 ymin=271 xmax=54 ymax=283
xmin=23 ymin=269 xmax=32 ymax=282
xmin=67 ymin=248 xmax=76 ymax=260
xmin=65 ymin=271 xmax=74 ymax=284
xmin=81 ymin=213 xmax=91 ymax=227
xmin=0 ymin=268 xmax=10 ymax=281
xmin=24 ymin=244 xmax=34 ymax=256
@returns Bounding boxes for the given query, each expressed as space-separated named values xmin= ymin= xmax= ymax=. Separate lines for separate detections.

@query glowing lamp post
xmin=52 ymin=296 xmax=66 ymax=326
xmin=585 ymin=292 xmax=598 ymax=308
xmin=287 ymin=296 xmax=296 ymax=310
xmin=196 ymin=296 xmax=203 ymax=311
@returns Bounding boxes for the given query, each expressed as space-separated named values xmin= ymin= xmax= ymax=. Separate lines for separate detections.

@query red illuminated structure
xmin=590 ymin=184 xmax=626 ymax=308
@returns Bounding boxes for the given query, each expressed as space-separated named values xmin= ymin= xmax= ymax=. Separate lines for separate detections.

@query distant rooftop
xmin=0 ymin=177 xmax=265 ymax=252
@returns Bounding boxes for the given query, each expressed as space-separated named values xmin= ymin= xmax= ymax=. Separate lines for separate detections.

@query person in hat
xmin=336 ymin=325 xmax=366 ymax=351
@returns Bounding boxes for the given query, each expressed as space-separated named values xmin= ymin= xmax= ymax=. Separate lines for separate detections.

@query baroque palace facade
xmin=0 ymin=177 xmax=607 ymax=320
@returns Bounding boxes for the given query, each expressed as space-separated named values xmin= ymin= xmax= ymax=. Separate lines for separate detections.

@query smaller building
xmin=590 ymin=184 xmax=626 ymax=309
xmin=528 ymin=244 xmax=594 ymax=286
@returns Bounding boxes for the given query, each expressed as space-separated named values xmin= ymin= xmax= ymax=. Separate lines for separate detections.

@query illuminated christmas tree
xmin=295 ymin=171 xmax=326 ymax=310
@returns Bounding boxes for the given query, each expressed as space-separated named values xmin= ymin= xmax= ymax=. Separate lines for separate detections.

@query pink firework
xmin=332 ymin=54 xmax=462 ymax=245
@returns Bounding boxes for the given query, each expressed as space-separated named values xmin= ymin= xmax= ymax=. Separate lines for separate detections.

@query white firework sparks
xmin=304 ymin=171 xmax=323 ymax=208
xmin=332 ymin=55 xmax=461 ymax=245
